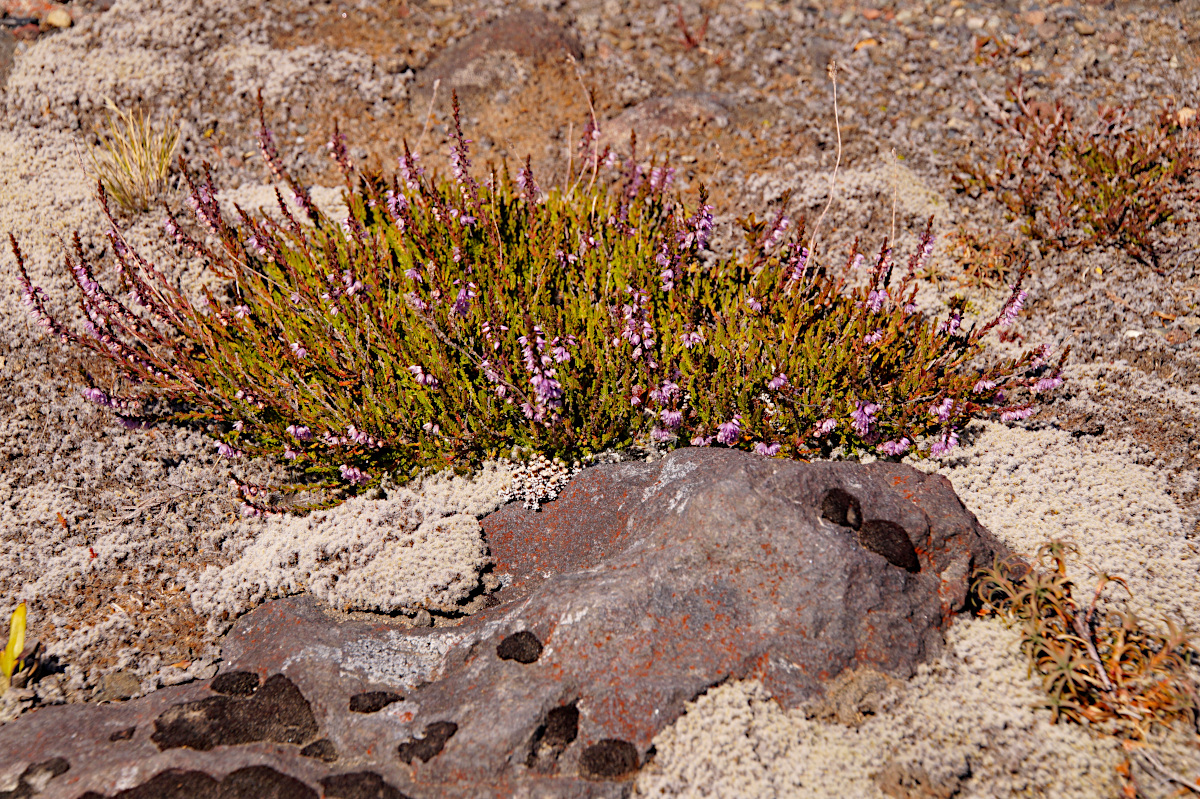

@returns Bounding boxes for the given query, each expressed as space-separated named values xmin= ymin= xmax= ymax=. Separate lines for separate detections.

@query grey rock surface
xmin=0 ymin=448 xmax=1009 ymax=798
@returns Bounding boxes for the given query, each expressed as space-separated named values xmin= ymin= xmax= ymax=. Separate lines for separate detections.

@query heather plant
xmin=86 ymin=97 xmax=181 ymax=214
xmin=958 ymin=80 xmax=1200 ymax=270
xmin=944 ymin=227 xmax=1024 ymax=291
xmin=974 ymin=541 xmax=1198 ymax=737
xmin=11 ymin=96 xmax=1063 ymax=515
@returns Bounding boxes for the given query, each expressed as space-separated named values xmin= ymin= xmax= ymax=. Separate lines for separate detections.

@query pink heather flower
xmin=716 ymin=415 xmax=743 ymax=446
xmin=651 ymin=427 xmax=675 ymax=443
xmin=755 ymin=442 xmax=782 ymax=457
xmin=290 ymin=342 xmax=307 ymax=359
xmin=929 ymin=429 xmax=960 ymax=457
xmin=815 ymin=418 xmax=837 ymax=436
xmin=1000 ymin=407 xmax=1035 ymax=422
xmin=746 ymin=296 xmax=763 ymax=313
xmin=1033 ymin=376 xmax=1063 ymax=393
xmin=339 ymin=464 xmax=369 ymax=486
xmin=691 ymin=434 xmax=714 ymax=446
xmin=661 ymin=409 xmax=684 ymax=429
xmin=937 ymin=311 xmax=962 ymax=336
xmin=233 ymin=420 xmax=244 ymax=432
xmin=284 ymin=446 xmax=300 ymax=460
xmin=603 ymin=150 xmax=620 ymax=169
xmin=115 ymin=416 xmax=151 ymax=430
xmin=903 ymin=302 xmax=918 ymax=315
xmin=233 ymin=305 xmax=250 ymax=319
xmin=409 ymin=365 xmax=439 ymax=387
xmin=879 ymin=438 xmax=911 ymax=456
xmin=681 ymin=330 xmax=705 ymax=349
xmin=851 ymin=253 xmax=865 ymax=271
xmin=930 ymin=398 xmax=955 ymax=422
xmin=867 ymin=289 xmax=887 ymax=313
xmin=286 ymin=425 xmax=312 ymax=441
xmin=649 ymin=381 xmax=680 ymax=404
xmin=242 ymin=504 xmax=264 ymax=518
xmin=216 ymin=442 xmax=240 ymax=459
xmin=999 ymin=289 xmax=1027 ymax=328
xmin=767 ymin=373 xmax=788 ymax=391
xmin=973 ymin=379 xmax=997 ymax=394
xmin=864 ymin=329 xmax=885 ymax=345
xmin=81 ymin=387 xmax=110 ymax=407
xmin=762 ymin=216 xmax=789 ymax=251
xmin=850 ymin=402 xmax=880 ymax=437
xmin=422 ymin=422 xmax=440 ymax=434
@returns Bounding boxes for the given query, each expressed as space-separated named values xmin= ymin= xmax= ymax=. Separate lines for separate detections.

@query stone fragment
xmin=0 ymin=449 xmax=1010 ymax=798
xmin=43 ymin=5 xmax=70 ymax=27
xmin=416 ymin=11 xmax=582 ymax=93
xmin=1074 ymin=20 xmax=1096 ymax=35
xmin=96 ymin=671 xmax=141 ymax=702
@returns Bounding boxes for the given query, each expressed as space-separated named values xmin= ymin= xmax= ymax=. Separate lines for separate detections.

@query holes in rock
xmin=320 ymin=771 xmax=413 ymax=799
xmin=210 ymin=670 xmax=260 ymax=696
xmin=820 ymin=488 xmax=862 ymax=530
xmin=820 ymin=489 xmax=920 ymax=572
xmin=349 ymin=691 xmax=403 ymax=714
xmin=857 ymin=520 xmax=920 ymax=573
xmin=396 ymin=721 xmax=458 ymax=764
xmin=526 ymin=702 xmax=579 ymax=772
xmin=497 ymin=630 xmax=543 ymax=663
xmin=0 ymin=758 xmax=69 ymax=799
xmin=75 ymin=766 xmax=318 ymax=799
xmin=300 ymin=738 xmax=339 ymax=763
xmin=150 ymin=674 xmax=318 ymax=751
xmin=108 ymin=726 xmax=136 ymax=742
xmin=579 ymin=739 xmax=640 ymax=781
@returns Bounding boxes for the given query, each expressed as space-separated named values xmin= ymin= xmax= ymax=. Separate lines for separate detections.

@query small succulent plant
xmin=974 ymin=541 xmax=1198 ymax=737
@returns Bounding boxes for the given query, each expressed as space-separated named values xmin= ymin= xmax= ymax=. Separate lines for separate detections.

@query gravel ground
xmin=1 ymin=0 xmax=1199 ymax=795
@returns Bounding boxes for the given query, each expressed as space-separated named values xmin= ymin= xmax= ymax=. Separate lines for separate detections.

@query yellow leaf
xmin=0 ymin=603 xmax=26 ymax=679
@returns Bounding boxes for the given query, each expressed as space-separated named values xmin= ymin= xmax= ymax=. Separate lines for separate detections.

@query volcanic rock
xmin=0 ymin=448 xmax=1009 ymax=798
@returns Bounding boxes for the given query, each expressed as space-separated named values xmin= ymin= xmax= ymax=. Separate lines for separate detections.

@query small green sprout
xmin=0 ymin=603 xmax=26 ymax=692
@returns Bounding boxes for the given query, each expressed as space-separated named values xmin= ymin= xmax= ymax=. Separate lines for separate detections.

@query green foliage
xmin=12 ymin=100 xmax=1061 ymax=515
xmin=974 ymin=541 xmax=1199 ymax=739
xmin=957 ymin=80 xmax=1200 ymax=270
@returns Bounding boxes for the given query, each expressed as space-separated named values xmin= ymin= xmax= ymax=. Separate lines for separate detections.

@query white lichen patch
xmin=186 ymin=462 xmax=516 ymax=625
xmin=635 ymin=618 xmax=1122 ymax=799
xmin=340 ymin=629 xmax=462 ymax=689
xmin=498 ymin=452 xmax=581 ymax=510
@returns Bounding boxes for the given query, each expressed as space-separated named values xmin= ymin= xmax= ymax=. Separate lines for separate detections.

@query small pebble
xmin=44 ymin=7 xmax=71 ymax=27
xmin=1074 ymin=21 xmax=1096 ymax=36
